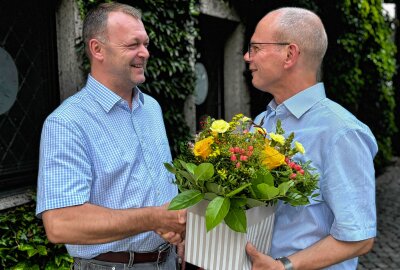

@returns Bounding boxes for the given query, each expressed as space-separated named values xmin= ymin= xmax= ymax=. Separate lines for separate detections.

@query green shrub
xmin=320 ymin=0 xmax=397 ymax=170
xmin=0 ymin=195 xmax=72 ymax=269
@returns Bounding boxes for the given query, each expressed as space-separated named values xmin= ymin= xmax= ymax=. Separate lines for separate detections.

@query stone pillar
xmin=56 ymin=0 xmax=85 ymax=101
xmin=184 ymin=95 xmax=196 ymax=135
xmin=224 ymin=23 xmax=249 ymax=120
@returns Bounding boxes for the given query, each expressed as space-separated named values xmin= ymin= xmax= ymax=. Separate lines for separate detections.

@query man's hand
xmin=155 ymin=203 xmax=186 ymax=245
xmin=246 ymin=242 xmax=284 ymax=270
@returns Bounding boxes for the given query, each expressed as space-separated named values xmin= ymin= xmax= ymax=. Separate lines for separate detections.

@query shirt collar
xmin=267 ymin=83 xmax=326 ymax=119
xmin=133 ymin=86 xmax=145 ymax=107
xmin=85 ymin=74 xmax=145 ymax=112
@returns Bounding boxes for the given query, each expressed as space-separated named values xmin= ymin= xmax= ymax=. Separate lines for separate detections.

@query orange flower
xmin=262 ymin=145 xmax=286 ymax=169
xmin=193 ymin=137 xmax=214 ymax=159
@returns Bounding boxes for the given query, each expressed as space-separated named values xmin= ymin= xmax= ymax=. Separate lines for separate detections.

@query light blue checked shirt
xmin=253 ymin=83 xmax=378 ymax=270
xmin=36 ymin=75 xmax=177 ymax=259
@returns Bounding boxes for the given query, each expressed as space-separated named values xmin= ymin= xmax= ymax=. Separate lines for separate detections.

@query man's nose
xmin=243 ymin=51 xmax=251 ymax=63
xmin=139 ymin=45 xmax=150 ymax=58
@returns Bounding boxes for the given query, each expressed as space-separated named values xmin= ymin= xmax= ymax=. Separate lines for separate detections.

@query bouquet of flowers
xmin=165 ymin=114 xmax=319 ymax=233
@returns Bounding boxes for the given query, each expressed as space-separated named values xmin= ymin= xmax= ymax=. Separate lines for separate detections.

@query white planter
xmin=185 ymin=200 xmax=275 ymax=270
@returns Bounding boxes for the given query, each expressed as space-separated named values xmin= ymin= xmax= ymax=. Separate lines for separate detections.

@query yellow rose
xmin=262 ymin=145 xmax=286 ymax=169
xmin=295 ymin=141 xmax=305 ymax=154
xmin=269 ymin=133 xmax=285 ymax=145
xmin=210 ymin=120 xmax=230 ymax=133
xmin=193 ymin=137 xmax=214 ymax=159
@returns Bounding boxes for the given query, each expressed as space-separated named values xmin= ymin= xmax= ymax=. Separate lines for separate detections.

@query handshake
xmin=155 ymin=203 xmax=187 ymax=245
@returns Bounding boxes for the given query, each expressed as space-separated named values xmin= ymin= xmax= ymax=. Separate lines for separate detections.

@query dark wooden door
xmin=195 ymin=14 xmax=237 ymax=131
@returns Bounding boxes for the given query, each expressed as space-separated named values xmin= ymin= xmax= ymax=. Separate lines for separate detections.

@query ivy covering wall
xmin=320 ymin=0 xmax=397 ymax=170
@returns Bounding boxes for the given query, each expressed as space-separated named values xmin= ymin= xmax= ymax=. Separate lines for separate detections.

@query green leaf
xmin=194 ymin=163 xmax=214 ymax=181
xmin=53 ymin=253 xmax=73 ymax=266
xmin=27 ymin=248 xmax=38 ymax=257
xmin=278 ymin=181 xmax=294 ymax=195
xmin=204 ymin=192 xmax=218 ymax=201
xmin=178 ymin=160 xmax=198 ymax=175
xmin=224 ymin=207 xmax=247 ymax=233
xmin=11 ymin=262 xmax=30 ymax=270
xmin=205 ymin=196 xmax=230 ymax=232
xmin=6 ymin=253 xmax=18 ymax=263
xmin=246 ymin=198 xmax=266 ymax=208
xmin=205 ymin=182 xmax=224 ymax=195
xmin=178 ymin=170 xmax=196 ymax=183
xmin=18 ymin=244 xmax=34 ymax=251
xmin=178 ymin=160 xmax=188 ymax=169
xmin=163 ymin=162 xmax=176 ymax=174
xmin=256 ymin=184 xmax=280 ymax=200
xmin=168 ymin=190 xmax=204 ymax=210
xmin=252 ymin=170 xmax=274 ymax=186
xmin=230 ymin=198 xmax=247 ymax=208
xmin=226 ymin=183 xmax=252 ymax=197
xmin=37 ymin=245 xmax=47 ymax=255
xmin=186 ymin=163 xmax=197 ymax=174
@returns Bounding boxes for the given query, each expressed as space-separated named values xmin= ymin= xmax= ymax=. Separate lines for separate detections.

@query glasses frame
xmin=248 ymin=42 xmax=290 ymax=58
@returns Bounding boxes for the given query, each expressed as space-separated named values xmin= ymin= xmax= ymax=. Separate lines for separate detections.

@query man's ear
xmin=88 ymin=39 xmax=104 ymax=61
xmin=283 ymin=43 xmax=300 ymax=69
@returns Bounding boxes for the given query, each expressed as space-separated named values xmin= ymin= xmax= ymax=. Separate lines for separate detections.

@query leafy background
xmin=0 ymin=196 xmax=72 ymax=269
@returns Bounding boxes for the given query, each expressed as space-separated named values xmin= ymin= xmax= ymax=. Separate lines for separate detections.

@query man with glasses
xmin=244 ymin=7 xmax=377 ymax=270
xmin=36 ymin=3 xmax=186 ymax=269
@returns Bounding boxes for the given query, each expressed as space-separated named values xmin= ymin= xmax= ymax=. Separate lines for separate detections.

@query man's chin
xmin=133 ymin=77 xmax=146 ymax=86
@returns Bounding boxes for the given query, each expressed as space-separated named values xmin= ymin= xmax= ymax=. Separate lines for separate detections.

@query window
xmin=0 ymin=0 xmax=59 ymax=191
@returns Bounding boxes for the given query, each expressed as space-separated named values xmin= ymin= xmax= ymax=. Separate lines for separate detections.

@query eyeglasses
xmin=247 ymin=42 xmax=290 ymax=58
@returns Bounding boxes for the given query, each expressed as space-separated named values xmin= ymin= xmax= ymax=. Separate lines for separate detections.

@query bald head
xmin=260 ymin=7 xmax=328 ymax=73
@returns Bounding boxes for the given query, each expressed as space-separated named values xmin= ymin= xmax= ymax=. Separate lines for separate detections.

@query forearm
xmin=42 ymin=203 xmax=160 ymax=244
xmin=288 ymin=235 xmax=374 ymax=270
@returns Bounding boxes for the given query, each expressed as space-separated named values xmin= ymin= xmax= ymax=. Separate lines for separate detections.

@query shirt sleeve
xmin=322 ymin=128 xmax=378 ymax=241
xmin=36 ymin=116 xmax=92 ymax=217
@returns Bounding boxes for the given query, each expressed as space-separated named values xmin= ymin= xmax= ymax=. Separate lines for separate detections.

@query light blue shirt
xmin=253 ymin=83 xmax=378 ymax=269
xmin=36 ymin=75 xmax=177 ymax=259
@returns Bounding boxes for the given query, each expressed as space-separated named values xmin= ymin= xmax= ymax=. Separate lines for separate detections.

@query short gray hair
xmin=82 ymin=2 xmax=142 ymax=57
xmin=271 ymin=7 xmax=328 ymax=74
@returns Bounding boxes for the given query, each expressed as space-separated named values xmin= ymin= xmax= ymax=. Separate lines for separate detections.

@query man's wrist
xmin=276 ymin=256 xmax=294 ymax=270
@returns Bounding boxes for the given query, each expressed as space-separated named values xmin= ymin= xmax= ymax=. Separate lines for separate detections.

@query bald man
xmin=244 ymin=7 xmax=377 ymax=270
